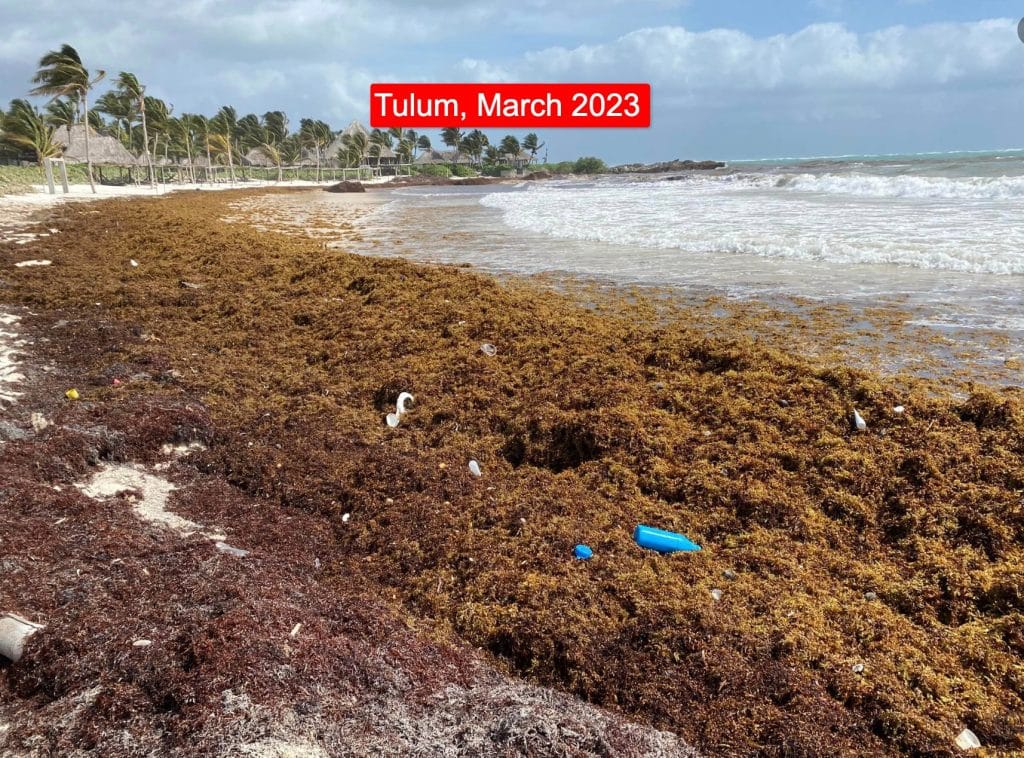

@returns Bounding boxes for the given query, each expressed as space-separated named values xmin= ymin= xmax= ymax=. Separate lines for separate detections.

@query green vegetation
xmin=1 ymin=42 xmax=608 ymax=183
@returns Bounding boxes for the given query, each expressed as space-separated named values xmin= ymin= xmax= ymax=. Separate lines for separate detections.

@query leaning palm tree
xmin=522 ymin=133 xmax=544 ymax=162
xmin=210 ymin=106 xmax=238 ymax=182
xmin=30 ymin=44 xmax=105 ymax=193
xmin=1 ymin=99 xmax=60 ymax=164
xmin=416 ymin=134 xmax=431 ymax=151
xmin=340 ymin=130 xmax=367 ymax=169
xmin=43 ymin=98 xmax=77 ymax=128
xmin=114 ymin=72 xmax=155 ymax=187
xmin=95 ymin=90 xmax=133 ymax=146
xmin=499 ymin=135 xmax=521 ymax=162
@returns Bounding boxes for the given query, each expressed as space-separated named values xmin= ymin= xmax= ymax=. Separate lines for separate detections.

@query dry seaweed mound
xmin=2 ymin=188 xmax=1022 ymax=756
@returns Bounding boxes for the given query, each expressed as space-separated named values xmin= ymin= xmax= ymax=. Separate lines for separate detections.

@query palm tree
xmin=210 ymin=106 xmax=238 ymax=182
xmin=299 ymin=119 xmax=332 ymax=181
xmin=95 ymin=90 xmax=133 ymax=146
xmin=144 ymin=96 xmax=171 ymax=179
xmin=340 ymin=130 xmax=367 ymax=169
xmin=172 ymin=114 xmax=203 ymax=183
xmin=1 ymin=99 xmax=60 ymax=163
xmin=416 ymin=134 xmax=431 ymax=152
xmin=30 ymin=44 xmax=105 ymax=193
xmin=522 ymin=133 xmax=544 ymax=162
xmin=258 ymin=111 xmax=289 ymax=181
xmin=499 ymin=135 xmax=521 ymax=163
xmin=43 ymin=98 xmax=77 ymax=128
xmin=440 ymin=127 xmax=464 ymax=160
xmin=114 ymin=72 xmax=155 ymax=187
xmin=461 ymin=129 xmax=488 ymax=165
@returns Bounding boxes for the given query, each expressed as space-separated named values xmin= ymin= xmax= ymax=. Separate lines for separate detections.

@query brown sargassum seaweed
xmin=3 ymin=189 xmax=1023 ymax=756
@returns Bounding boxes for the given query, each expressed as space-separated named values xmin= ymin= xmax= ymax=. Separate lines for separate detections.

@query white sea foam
xmin=775 ymin=172 xmax=1024 ymax=200
xmin=479 ymin=176 xmax=1024 ymax=275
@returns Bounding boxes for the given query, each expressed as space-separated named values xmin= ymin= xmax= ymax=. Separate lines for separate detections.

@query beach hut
xmin=414 ymin=149 xmax=473 ymax=166
xmin=52 ymin=124 xmax=137 ymax=167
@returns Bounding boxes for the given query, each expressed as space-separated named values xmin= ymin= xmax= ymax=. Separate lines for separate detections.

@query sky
xmin=2 ymin=0 xmax=1024 ymax=163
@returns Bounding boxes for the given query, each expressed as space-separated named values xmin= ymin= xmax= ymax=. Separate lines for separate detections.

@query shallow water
xmin=228 ymin=167 xmax=1024 ymax=386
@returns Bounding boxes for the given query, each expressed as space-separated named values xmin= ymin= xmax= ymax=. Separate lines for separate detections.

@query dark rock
xmin=324 ymin=181 xmax=366 ymax=193
xmin=611 ymin=159 xmax=726 ymax=174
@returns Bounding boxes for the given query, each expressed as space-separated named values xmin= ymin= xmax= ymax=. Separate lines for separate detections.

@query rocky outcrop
xmin=611 ymin=159 xmax=725 ymax=174
xmin=324 ymin=180 xmax=366 ymax=193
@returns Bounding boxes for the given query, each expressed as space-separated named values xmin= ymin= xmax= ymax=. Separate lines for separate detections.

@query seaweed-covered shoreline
xmin=1 ymin=188 xmax=1022 ymax=756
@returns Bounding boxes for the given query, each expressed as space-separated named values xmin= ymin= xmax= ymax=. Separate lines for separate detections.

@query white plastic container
xmin=0 ymin=613 xmax=43 ymax=662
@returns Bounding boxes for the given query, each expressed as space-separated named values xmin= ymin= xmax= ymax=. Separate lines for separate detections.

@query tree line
xmin=0 ymin=44 xmax=550 ymax=192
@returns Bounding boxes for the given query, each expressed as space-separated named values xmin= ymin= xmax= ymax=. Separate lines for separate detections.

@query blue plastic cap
xmin=573 ymin=544 xmax=593 ymax=560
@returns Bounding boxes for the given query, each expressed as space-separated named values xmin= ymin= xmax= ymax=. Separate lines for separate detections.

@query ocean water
xmin=299 ymin=150 xmax=1024 ymax=381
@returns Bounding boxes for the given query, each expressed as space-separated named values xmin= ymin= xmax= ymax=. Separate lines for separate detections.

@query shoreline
xmin=1 ymin=188 xmax=1022 ymax=755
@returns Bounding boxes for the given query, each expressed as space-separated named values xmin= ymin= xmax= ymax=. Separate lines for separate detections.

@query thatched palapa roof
xmin=243 ymin=146 xmax=277 ymax=167
xmin=414 ymin=149 xmax=473 ymax=165
xmin=52 ymin=124 xmax=138 ymax=166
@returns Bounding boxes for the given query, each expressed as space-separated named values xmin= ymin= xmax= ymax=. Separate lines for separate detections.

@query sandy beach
xmin=0 ymin=187 xmax=1021 ymax=755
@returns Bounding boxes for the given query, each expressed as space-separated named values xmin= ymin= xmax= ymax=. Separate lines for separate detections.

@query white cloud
xmin=466 ymin=18 xmax=1023 ymax=94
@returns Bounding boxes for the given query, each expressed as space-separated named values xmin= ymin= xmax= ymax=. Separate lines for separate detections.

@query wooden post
xmin=43 ymin=158 xmax=55 ymax=194
xmin=58 ymin=160 xmax=69 ymax=193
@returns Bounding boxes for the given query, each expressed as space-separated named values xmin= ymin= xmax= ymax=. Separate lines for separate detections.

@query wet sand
xmin=1 ymin=187 xmax=1021 ymax=756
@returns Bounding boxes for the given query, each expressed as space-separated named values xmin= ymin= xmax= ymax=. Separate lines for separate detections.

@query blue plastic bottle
xmin=574 ymin=544 xmax=593 ymax=560
xmin=633 ymin=525 xmax=701 ymax=554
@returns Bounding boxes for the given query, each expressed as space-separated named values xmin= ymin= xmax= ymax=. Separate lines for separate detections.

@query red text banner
xmin=369 ymin=83 xmax=651 ymax=128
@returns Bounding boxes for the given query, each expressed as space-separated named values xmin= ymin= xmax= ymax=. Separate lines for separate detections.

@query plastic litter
xmin=852 ymin=409 xmax=867 ymax=432
xmin=215 ymin=541 xmax=249 ymax=558
xmin=710 ymin=588 xmax=723 ymax=601
xmin=864 ymin=591 xmax=878 ymax=601
xmin=468 ymin=460 xmax=482 ymax=477
xmin=65 ymin=388 xmax=79 ymax=400
xmin=386 ymin=392 xmax=415 ymax=427
xmin=723 ymin=569 xmax=737 ymax=580
xmin=852 ymin=663 xmax=865 ymax=674
xmin=633 ymin=524 xmax=701 ymax=554
xmin=893 ymin=405 xmax=905 ymax=414
xmin=480 ymin=343 xmax=497 ymax=356
xmin=955 ymin=728 xmax=981 ymax=751
xmin=130 ymin=259 xmax=139 ymax=268
xmin=30 ymin=413 xmax=50 ymax=433
xmin=573 ymin=544 xmax=593 ymax=560
xmin=132 ymin=639 xmax=152 ymax=648
xmin=342 ymin=513 xmax=351 ymax=523
xmin=290 ymin=623 xmax=302 ymax=638
xmin=0 ymin=613 xmax=43 ymax=662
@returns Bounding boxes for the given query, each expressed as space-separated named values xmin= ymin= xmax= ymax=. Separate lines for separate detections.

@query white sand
xmin=75 ymin=463 xmax=226 ymax=540
xmin=0 ymin=313 xmax=26 ymax=405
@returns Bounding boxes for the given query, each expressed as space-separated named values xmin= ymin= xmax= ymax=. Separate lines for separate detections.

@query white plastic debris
xmin=215 ymin=541 xmax=249 ymax=558
xmin=852 ymin=663 xmax=865 ymax=674
xmin=864 ymin=591 xmax=878 ymax=601
xmin=30 ymin=413 xmax=50 ymax=433
xmin=132 ymin=639 xmax=152 ymax=648
xmin=468 ymin=460 xmax=482 ymax=477
xmin=0 ymin=613 xmax=44 ymax=662
xmin=852 ymin=409 xmax=867 ymax=432
xmin=14 ymin=260 xmax=52 ymax=268
xmin=710 ymin=589 xmax=723 ymax=601
xmin=722 ymin=569 xmax=737 ymax=580
xmin=480 ymin=343 xmax=497 ymax=356
xmin=893 ymin=405 xmax=905 ymax=414
xmin=341 ymin=513 xmax=351 ymax=523
xmin=385 ymin=392 xmax=415 ymax=427
xmin=130 ymin=259 xmax=139 ymax=268
xmin=955 ymin=728 xmax=981 ymax=751
xmin=290 ymin=623 xmax=302 ymax=638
